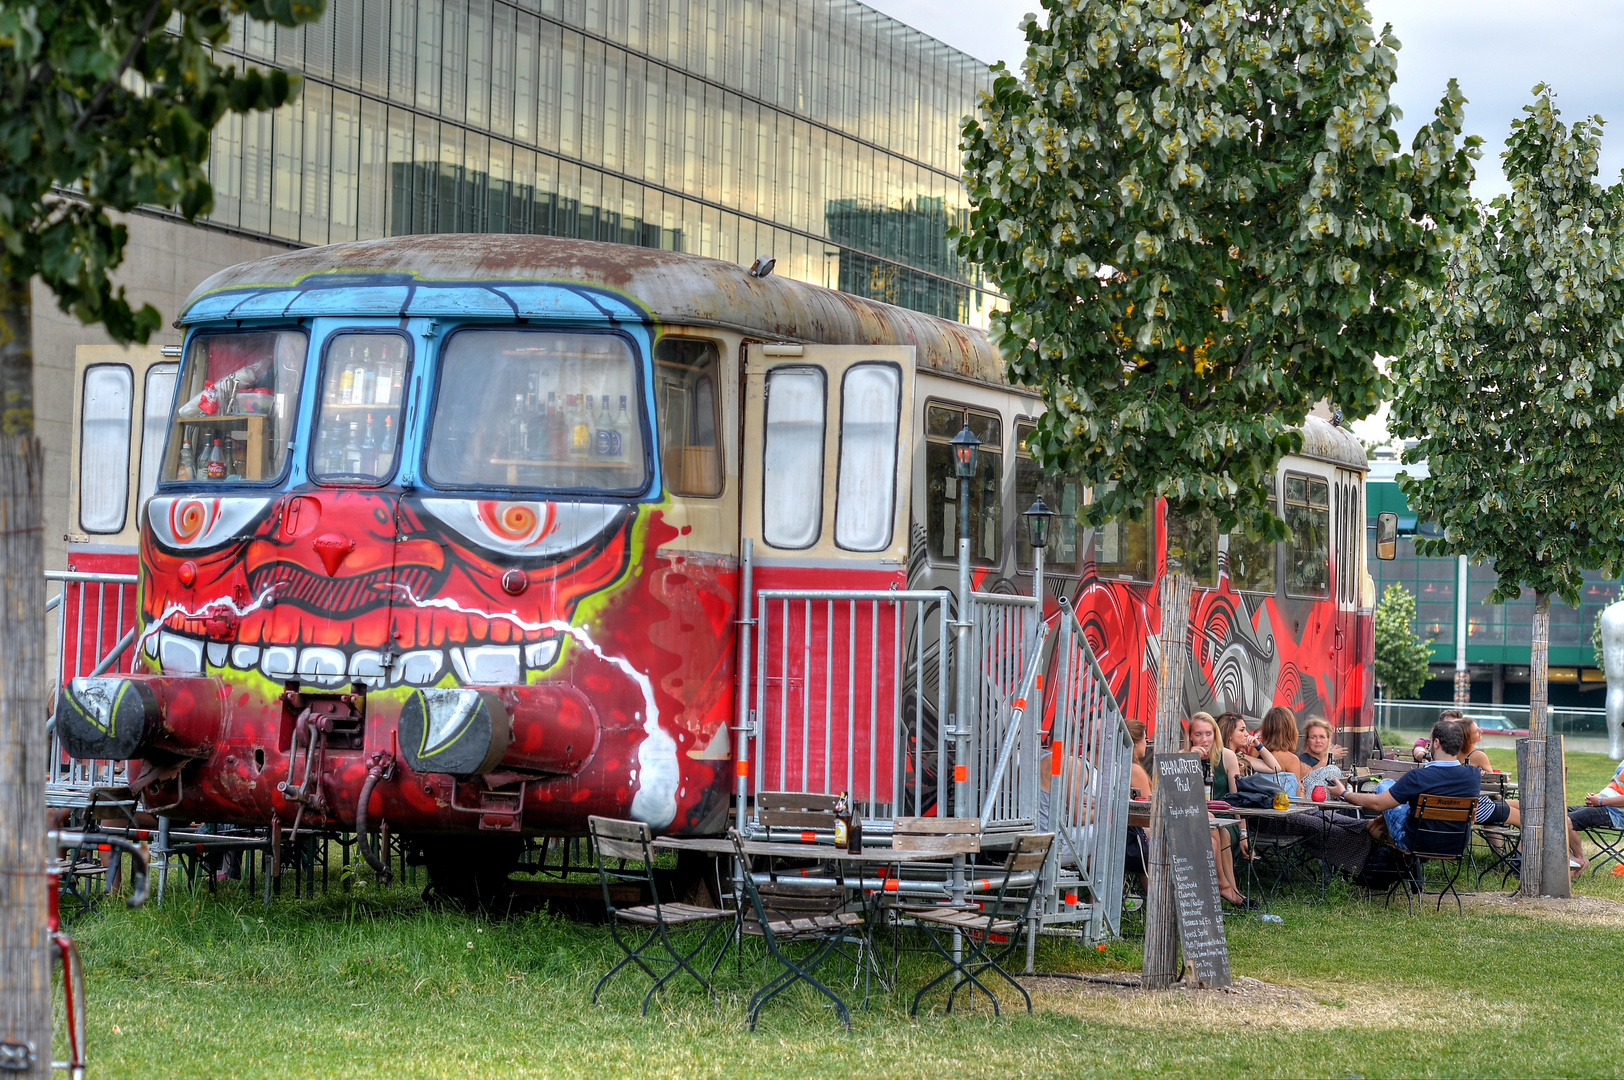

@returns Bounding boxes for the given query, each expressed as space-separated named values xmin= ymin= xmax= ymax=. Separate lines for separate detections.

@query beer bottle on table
xmin=833 ymin=791 xmax=850 ymax=848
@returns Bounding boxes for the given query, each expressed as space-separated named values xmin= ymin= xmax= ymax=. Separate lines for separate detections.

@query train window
xmin=311 ymin=332 xmax=411 ymax=484
xmin=78 ymin=364 xmax=133 ymax=533
xmin=1285 ymin=473 xmax=1330 ymax=597
xmin=924 ymin=402 xmax=1002 ymax=565
xmin=1165 ymin=509 xmax=1218 ymax=587
xmin=136 ymin=364 xmax=178 ymax=512
xmin=1227 ymin=481 xmax=1278 ymax=593
xmin=654 ymin=338 xmax=722 ymax=496
xmin=1014 ymin=422 xmax=1082 ymax=573
xmin=425 ymin=330 xmax=648 ymax=493
xmin=761 ymin=366 xmax=826 ymax=548
xmin=1092 ymin=482 xmax=1153 ymax=581
xmin=163 ymin=330 xmax=306 ymax=484
xmin=835 ymin=363 xmax=901 ymax=551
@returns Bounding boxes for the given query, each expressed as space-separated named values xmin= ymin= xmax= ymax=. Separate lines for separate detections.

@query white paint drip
xmin=384 ymin=585 xmax=680 ymax=830
xmin=136 ymin=588 xmax=277 ymax=671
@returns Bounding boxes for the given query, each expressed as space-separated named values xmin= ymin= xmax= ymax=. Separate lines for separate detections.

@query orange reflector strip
xmin=735 ymin=759 xmax=749 ymax=777
xmin=1051 ymin=741 xmax=1064 ymax=776
xmin=1035 ymin=674 xmax=1043 ymax=691
xmin=954 ymin=764 xmax=967 ymax=782
xmin=801 ymin=831 xmax=816 ymax=842
xmin=1014 ymin=697 xmax=1027 ymax=712
xmin=976 ymin=878 xmax=991 ymax=891
xmin=884 ymin=878 xmax=899 ymax=891
xmin=1064 ymin=892 xmax=1078 ymax=905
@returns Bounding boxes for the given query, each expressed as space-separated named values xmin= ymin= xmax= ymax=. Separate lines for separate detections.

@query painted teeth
xmin=154 ymin=631 xmax=565 ymax=686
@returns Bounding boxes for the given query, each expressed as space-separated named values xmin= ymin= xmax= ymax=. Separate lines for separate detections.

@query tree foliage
xmin=1372 ymin=582 xmax=1430 ymax=698
xmin=957 ymin=0 xmax=1479 ymax=537
xmin=1388 ymin=87 xmax=1624 ymax=608
xmin=0 ymin=0 xmax=320 ymax=351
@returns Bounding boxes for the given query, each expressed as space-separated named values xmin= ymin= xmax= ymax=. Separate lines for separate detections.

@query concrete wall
xmin=32 ymin=210 xmax=297 ymax=570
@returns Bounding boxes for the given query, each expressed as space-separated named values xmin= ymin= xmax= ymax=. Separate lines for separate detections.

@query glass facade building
xmin=202 ymin=0 xmax=997 ymax=325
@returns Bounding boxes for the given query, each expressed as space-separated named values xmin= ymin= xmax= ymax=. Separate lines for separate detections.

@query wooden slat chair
xmin=587 ymin=816 xmax=733 ymax=1015
xmin=904 ymin=832 xmax=1054 ymax=1017
xmin=755 ymin=790 xmax=843 ymax=843
xmin=728 ymin=831 xmax=864 ymax=1031
xmin=1578 ymin=818 xmax=1624 ymax=878
xmin=1387 ymin=795 xmax=1476 ymax=914
xmin=1471 ymin=773 xmax=1521 ymax=887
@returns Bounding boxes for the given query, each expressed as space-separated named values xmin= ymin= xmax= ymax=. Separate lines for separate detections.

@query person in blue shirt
xmin=1329 ymin=718 xmax=1480 ymax=853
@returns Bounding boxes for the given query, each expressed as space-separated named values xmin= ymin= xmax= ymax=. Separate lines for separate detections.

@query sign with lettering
xmin=1158 ymin=752 xmax=1231 ymax=987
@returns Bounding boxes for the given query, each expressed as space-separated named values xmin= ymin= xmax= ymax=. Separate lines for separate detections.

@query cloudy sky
xmin=866 ymin=0 xmax=1624 ymax=200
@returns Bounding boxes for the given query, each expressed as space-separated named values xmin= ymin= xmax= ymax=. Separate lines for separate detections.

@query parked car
xmin=1468 ymin=714 xmax=1530 ymax=738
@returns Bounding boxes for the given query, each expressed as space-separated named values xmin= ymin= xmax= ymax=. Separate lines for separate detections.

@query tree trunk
xmin=1143 ymin=571 xmax=1192 ymax=990
xmin=1519 ymin=592 xmax=1569 ymax=897
xmin=0 ymin=278 xmax=48 ymax=1077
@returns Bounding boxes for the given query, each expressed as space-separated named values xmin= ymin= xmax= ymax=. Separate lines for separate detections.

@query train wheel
xmin=416 ymin=834 xmax=523 ymax=912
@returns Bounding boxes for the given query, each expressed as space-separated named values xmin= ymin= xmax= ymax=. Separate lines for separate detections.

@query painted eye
xmin=148 ymin=496 xmax=273 ymax=551
xmin=477 ymin=501 xmax=549 ymax=543
xmin=418 ymin=498 xmax=629 ymax=559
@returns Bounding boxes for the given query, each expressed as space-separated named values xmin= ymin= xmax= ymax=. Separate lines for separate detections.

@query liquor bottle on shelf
xmin=360 ymin=413 xmax=378 ymax=474
xmin=546 ymin=392 xmax=564 ymax=459
xmin=392 ymin=363 xmax=405 ymax=404
xmin=345 ymin=421 xmax=361 ymax=474
xmin=508 ymin=394 xmax=527 ymax=458
xmin=205 ymin=439 xmax=227 ymax=481
xmin=361 ymin=346 xmax=376 ymax=404
xmin=375 ymin=360 xmax=391 ymax=406
xmin=339 ymin=359 xmax=355 ymax=404
xmin=224 ymin=436 xmax=240 ymax=481
xmin=595 ymin=394 xmax=614 ymax=458
xmin=327 ymin=429 xmax=345 ymax=475
xmin=176 ymin=434 xmax=196 ymax=481
xmin=568 ymin=394 xmax=590 ymax=462
xmin=611 ymin=395 xmax=632 ymax=461
xmin=380 ymin=415 xmax=396 ymax=467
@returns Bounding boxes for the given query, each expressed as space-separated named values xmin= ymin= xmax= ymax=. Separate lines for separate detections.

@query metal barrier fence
xmin=1039 ymin=599 xmax=1133 ymax=938
xmin=1374 ymin=698 xmax=1608 ymax=738
xmin=742 ymin=587 xmax=954 ymax=832
xmin=967 ymin=592 xmax=1041 ymax=830
xmin=45 ymin=570 xmax=139 ymax=804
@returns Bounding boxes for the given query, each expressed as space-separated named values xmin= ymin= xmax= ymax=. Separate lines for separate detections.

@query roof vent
xmin=747 ymin=254 xmax=776 ymax=278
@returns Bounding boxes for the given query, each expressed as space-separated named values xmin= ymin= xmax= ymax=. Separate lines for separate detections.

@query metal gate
xmin=45 ymin=570 xmax=139 ymax=805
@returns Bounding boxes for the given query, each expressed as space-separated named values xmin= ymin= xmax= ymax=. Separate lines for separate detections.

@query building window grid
xmin=211 ymin=0 xmax=992 ymax=322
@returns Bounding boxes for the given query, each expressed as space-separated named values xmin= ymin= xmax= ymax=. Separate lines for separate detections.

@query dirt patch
xmin=1020 ymin=973 xmax=1488 ymax=1031
xmin=1464 ymin=891 xmax=1624 ymax=924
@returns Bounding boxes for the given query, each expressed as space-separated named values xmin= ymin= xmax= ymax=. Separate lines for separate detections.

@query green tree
xmin=957 ymin=0 xmax=1477 ymax=987
xmin=1373 ymin=583 xmax=1432 ymax=698
xmin=1388 ymin=86 xmax=1624 ymax=898
xmin=0 ymin=2 xmax=320 ymax=1072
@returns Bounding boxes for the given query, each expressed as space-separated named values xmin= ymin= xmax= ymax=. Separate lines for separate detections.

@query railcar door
xmin=1334 ymin=466 xmax=1373 ymax=758
xmin=739 ymin=343 xmax=916 ymax=807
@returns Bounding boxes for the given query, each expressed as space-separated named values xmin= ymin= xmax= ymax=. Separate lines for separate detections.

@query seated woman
xmin=1217 ymin=710 xmax=1286 ymax=786
xmin=1123 ymin=719 xmax=1151 ymax=887
xmin=1191 ymin=712 xmax=1250 ymax=907
xmin=1298 ymin=717 xmax=1346 ymax=772
xmin=1258 ymin=706 xmax=1306 ymax=795
xmin=1461 ymin=718 xmax=1519 ymax=829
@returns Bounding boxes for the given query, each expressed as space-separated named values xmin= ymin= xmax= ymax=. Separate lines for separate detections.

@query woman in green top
xmin=1189 ymin=713 xmax=1248 ymax=906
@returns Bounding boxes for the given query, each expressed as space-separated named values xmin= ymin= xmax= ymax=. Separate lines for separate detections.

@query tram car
xmin=55 ymin=235 xmax=1373 ymax=894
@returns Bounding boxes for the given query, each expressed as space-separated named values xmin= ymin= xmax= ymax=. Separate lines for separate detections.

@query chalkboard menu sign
xmin=1158 ymin=752 xmax=1231 ymax=988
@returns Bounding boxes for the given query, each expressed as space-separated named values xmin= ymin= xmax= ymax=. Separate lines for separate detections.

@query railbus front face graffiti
xmin=55 ymin=235 xmax=1373 ymax=879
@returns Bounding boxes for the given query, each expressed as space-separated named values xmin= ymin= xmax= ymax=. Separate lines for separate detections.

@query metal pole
xmin=733 ymin=539 xmax=754 ymax=834
xmin=953 ymin=477 xmax=973 ymax=919
xmin=1455 ymin=555 xmax=1470 ymax=705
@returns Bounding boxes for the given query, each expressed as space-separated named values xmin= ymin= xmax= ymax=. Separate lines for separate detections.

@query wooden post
xmin=1144 ymin=571 xmax=1192 ymax=990
xmin=0 ymin=434 xmax=48 ymax=1077
xmin=1518 ymin=593 xmax=1568 ymax=897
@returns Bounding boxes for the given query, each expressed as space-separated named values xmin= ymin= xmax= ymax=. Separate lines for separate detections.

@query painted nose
xmin=312 ymin=533 xmax=356 ymax=577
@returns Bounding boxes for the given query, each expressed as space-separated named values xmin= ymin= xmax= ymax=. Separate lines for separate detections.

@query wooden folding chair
xmin=1389 ymin=794 xmax=1475 ymax=914
xmin=729 ymin=831 xmax=863 ymax=1031
xmin=755 ymin=790 xmax=843 ymax=842
xmin=587 ymin=816 xmax=734 ymax=1015
xmin=904 ymin=832 xmax=1053 ymax=1017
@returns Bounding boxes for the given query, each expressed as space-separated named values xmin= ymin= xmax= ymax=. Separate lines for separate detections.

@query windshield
xmin=425 ymin=330 xmax=648 ymax=493
xmin=162 ymin=330 xmax=307 ymax=484
xmin=310 ymin=332 xmax=411 ymax=484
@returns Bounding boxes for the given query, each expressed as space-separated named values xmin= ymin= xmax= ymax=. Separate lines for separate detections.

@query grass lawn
xmin=63 ymin=751 xmax=1624 ymax=1080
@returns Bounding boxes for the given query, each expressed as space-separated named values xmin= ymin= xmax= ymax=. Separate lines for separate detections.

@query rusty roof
xmin=179 ymin=234 xmax=1007 ymax=385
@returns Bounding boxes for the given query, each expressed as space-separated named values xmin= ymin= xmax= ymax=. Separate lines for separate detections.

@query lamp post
xmin=1025 ymin=497 xmax=1054 ymax=604
xmin=949 ymin=425 xmax=980 ymax=833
